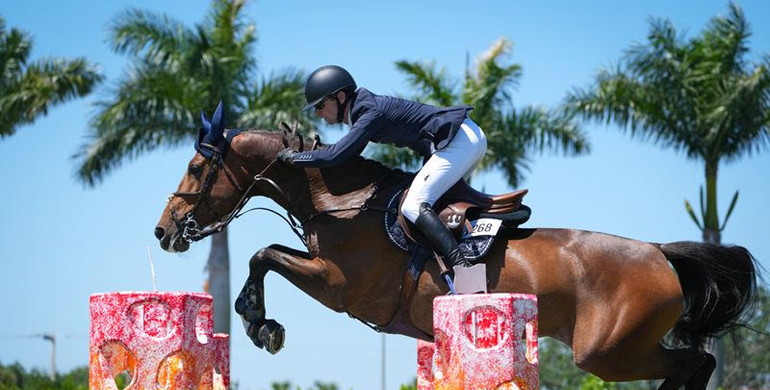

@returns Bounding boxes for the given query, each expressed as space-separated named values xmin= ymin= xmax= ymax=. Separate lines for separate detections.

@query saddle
xmin=396 ymin=180 xmax=531 ymax=249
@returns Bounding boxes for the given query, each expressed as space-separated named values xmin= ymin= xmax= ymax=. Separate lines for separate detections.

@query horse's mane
xmin=238 ymin=129 xmax=411 ymax=212
xmin=240 ymin=129 xmax=412 ymax=186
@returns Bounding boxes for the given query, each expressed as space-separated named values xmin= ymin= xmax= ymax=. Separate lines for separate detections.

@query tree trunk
xmin=207 ymin=228 xmax=231 ymax=336
xmin=703 ymin=161 xmax=724 ymax=390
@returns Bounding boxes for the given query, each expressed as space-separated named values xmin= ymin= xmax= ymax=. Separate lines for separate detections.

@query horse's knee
xmin=574 ymin=354 xmax=611 ymax=381
xmin=249 ymin=247 xmax=273 ymax=270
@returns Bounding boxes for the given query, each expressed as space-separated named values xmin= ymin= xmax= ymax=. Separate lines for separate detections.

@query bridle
xmin=167 ymin=139 xmax=244 ymax=242
xmin=167 ymin=127 xmax=311 ymax=246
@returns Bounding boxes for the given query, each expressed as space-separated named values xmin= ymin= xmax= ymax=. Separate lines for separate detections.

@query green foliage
xmin=265 ymin=381 xmax=344 ymax=390
xmin=566 ymin=2 xmax=769 ymax=239
xmin=723 ymin=285 xmax=770 ymax=389
xmin=398 ymin=377 xmax=417 ymax=390
xmin=0 ymin=15 xmax=103 ymax=139
xmin=73 ymin=0 xmax=318 ymax=186
xmin=538 ymin=338 xmax=590 ymax=389
xmin=377 ymin=37 xmax=589 ymax=187
xmin=580 ymin=375 xmax=618 ymax=390
xmin=567 ymin=2 xmax=770 ymax=165
xmin=0 ymin=362 xmax=88 ymax=390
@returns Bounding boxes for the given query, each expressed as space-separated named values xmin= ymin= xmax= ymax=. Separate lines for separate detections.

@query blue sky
xmin=1 ymin=1 xmax=769 ymax=389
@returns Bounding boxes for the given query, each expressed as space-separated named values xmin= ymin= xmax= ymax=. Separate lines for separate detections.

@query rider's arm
xmin=290 ymin=109 xmax=384 ymax=168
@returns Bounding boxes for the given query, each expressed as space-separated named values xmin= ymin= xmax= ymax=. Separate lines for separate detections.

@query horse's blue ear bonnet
xmin=195 ymin=101 xmax=241 ymax=159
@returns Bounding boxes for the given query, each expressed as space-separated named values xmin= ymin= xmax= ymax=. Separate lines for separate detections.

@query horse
xmin=154 ymin=104 xmax=758 ymax=390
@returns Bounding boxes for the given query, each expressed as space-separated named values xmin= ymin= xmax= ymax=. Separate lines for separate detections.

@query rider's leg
xmin=414 ymin=202 xmax=468 ymax=267
xmin=401 ymin=118 xmax=486 ymax=269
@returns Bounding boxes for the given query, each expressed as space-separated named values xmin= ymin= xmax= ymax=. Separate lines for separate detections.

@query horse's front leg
xmin=234 ymin=243 xmax=318 ymax=354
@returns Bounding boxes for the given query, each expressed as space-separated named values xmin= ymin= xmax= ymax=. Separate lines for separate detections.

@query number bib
xmin=461 ymin=218 xmax=503 ymax=239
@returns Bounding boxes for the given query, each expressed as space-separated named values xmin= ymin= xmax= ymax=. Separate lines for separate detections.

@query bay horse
xmin=154 ymin=105 xmax=758 ymax=390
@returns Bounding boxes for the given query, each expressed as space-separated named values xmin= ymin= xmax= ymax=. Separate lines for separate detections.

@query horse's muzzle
xmin=154 ymin=226 xmax=165 ymax=241
xmin=154 ymin=226 xmax=189 ymax=253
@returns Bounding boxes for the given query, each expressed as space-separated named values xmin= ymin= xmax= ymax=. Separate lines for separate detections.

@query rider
xmin=277 ymin=65 xmax=487 ymax=284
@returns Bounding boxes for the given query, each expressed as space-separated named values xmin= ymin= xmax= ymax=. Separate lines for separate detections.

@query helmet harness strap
xmin=335 ymin=92 xmax=346 ymax=123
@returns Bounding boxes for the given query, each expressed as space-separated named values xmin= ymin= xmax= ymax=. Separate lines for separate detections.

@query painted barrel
xmin=89 ymin=291 xmax=229 ymax=390
xmin=417 ymin=293 xmax=538 ymax=390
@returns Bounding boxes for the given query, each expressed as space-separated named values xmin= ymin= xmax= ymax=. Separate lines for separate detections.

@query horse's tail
xmin=660 ymin=241 xmax=759 ymax=349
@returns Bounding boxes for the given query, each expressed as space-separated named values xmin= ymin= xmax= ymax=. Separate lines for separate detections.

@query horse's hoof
xmin=258 ymin=319 xmax=285 ymax=355
xmin=245 ymin=321 xmax=265 ymax=349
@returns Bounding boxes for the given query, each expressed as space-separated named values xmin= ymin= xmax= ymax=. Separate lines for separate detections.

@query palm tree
xmin=72 ymin=0 xmax=317 ymax=335
xmin=565 ymin=3 xmax=769 ymax=388
xmin=373 ymin=37 xmax=589 ymax=188
xmin=0 ymin=15 xmax=102 ymax=138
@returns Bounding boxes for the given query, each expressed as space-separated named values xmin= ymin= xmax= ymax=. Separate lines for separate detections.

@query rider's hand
xmin=276 ymin=148 xmax=297 ymax=166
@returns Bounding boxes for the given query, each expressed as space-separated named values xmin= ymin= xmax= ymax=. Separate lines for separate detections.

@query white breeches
xmin=401 ymin=118 xmax=487 ymax=223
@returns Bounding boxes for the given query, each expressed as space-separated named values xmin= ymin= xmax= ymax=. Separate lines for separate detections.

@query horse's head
xmin=154 ymin=102 xmax=251 ymax=253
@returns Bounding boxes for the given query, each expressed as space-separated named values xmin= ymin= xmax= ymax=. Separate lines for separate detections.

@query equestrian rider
xmin=277 ymin=65 xmax=487 ymax=282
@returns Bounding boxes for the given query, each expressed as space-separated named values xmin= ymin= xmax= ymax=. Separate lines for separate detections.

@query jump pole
xmin=417 ymin=293 xmax=539 ymax=390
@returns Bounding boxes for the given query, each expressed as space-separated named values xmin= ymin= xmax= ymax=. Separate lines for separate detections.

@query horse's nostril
xmin=154 ymin=226 xmax=165 ymax=240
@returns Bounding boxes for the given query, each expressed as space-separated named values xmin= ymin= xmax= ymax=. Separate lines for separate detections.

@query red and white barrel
xmin=89 ymin=291 xmax=230 ymax=390
xmin=417 ymin=293 xmax=538 ymax=390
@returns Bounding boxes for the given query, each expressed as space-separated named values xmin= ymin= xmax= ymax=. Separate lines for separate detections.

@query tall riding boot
xmin=414 ymin=202 xmax=469 ymax=269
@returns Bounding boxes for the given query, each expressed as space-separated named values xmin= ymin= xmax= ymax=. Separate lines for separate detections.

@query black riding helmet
xmin=303 ymin=65 xmax=357 ymax=111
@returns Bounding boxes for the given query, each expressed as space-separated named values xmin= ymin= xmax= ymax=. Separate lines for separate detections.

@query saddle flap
xmin=395 ymin=181 xmax=529 ymax=248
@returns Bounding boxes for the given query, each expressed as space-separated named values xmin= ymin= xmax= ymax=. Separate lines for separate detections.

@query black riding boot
xmin=414 ymin=202 xmax=469 ymax=269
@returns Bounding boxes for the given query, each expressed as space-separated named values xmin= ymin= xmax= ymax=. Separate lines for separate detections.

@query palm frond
xmin=465 ymin=38 xmax=522 ymax=129
xmin=108 ymin=8 xmax=192 ymax=67
xmin=368 ymin=144 xmax=421 ymax=171
xmin=392 ymin=37 xmax=586 ymax=186
xmin=73 ymin=67 xmax=202 ymax=185
xmin=700 ymin=2 xmax=750 ymax=76
xmin=710 ymin=58 xmax=770 ymax=161
xmin=240 ymin=68 xmax=317 ymax=134
xmin=0 ymin=21 xmax=32 ymax=88
xmin=0 ymin=57 xmax=103 ymax=138
xmin=394 ymin=60 xmax=456 ymax=107
xmin=484 ymin=106 xmax=590 ymax=187
xmin=570 ymin=2 xmax=770 ymax=169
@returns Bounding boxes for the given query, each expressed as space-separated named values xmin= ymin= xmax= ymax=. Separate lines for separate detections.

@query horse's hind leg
xmin=680 ymin=352 xmax=715 ymax=390
xmin=648 ymin=349 xmax=714 ymax=390
xmin=578 ymin=343 xmax=714 ymax=390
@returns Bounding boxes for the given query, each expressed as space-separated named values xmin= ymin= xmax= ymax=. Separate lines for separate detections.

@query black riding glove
xmin=276 ymin=148 xmax=297 ymax=165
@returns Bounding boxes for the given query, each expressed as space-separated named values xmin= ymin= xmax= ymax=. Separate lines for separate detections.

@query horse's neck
xmin=237 ymin=131 xmax=393 ymax=220
xmin=304 ymin=161 xmax=386 ymax=214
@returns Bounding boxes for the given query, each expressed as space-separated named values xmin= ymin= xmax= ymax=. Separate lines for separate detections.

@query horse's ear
xmin=200 ymin=110 xmax=211 ymax=132
xmin=196 ymin=109 xmax=214 ymax=157
xmin=209 ymin=101 xmax=225 ymax=144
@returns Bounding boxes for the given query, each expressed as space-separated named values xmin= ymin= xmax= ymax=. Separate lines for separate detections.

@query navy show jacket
xmin=291 ymin=88 xmax=473 ymax=168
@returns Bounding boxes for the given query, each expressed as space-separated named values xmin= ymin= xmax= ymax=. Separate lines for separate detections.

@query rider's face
xmin=314 ymin=92 xmax=344 ymax=124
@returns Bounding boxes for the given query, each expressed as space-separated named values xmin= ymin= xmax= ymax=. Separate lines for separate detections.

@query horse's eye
xmin=188 ymin=164 xmax=202 ymax=177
